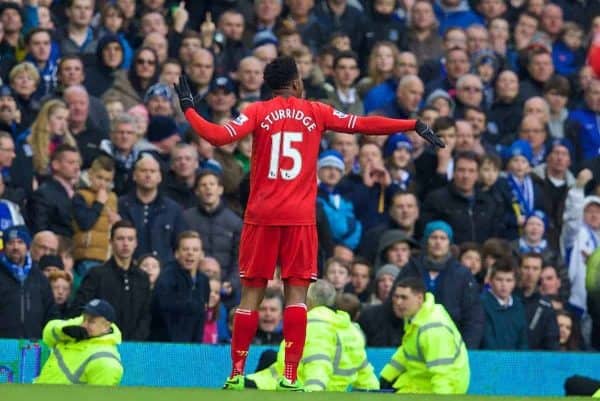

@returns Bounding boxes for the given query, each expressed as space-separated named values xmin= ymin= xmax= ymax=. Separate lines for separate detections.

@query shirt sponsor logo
xmin=231 ymin=113 xmax=248 ymax=126
xmin=333 ymin=109 xmax=348 ymax=119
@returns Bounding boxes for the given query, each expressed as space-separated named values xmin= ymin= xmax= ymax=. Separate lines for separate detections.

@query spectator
xmin=138 ymin=253 xmax=161 ymax=290
xmin=518 ymin=114 xmax=549 ymax=167
xmin=151 ymin=231 xmax=210 ymax=342
xmin=454 ymin=74 xmax=485 ymax=117
xmin=476 ymin=0 xmax=507 ymax=23
xmin=433 ymin=0 xmax=483 ymax=34
xmin=344 ymin=258 xmax=373 ymax=303
xmin=540 ymin=264 xmax=567 ymax=301
xmin=329 ymin=132 xmax=359 ymax=174
xmin=29 ymin=144 xmax=80 ymax=240
xmin=313 ymin=0 xmax=367 ymax=54
xmin=0 ymin=225 xmax=57 ymax=339
xmin=570 ymin=79 xmax=600 ymax=161
xmin=515 ymin=252 xmax=560 ymax=350
xmin=356 ymin=41 xmax=399 ymax=98
xmin=9 ymin=62 xmax=42 ymax=128
xmin=511 ymin=210 xmax=560 ymax=264
xmin=56 ymin=0 xmax=98 ymax=56
xmin=163 ymin=143 xmax=198 ymax=209
xmin=30 ymin=231 xmax=59 ymax=264
xmin=543 ymin=76 xmax=581 ymax=158
xmin=459 ymin=242 xmax=485 ymax=287
xmin=71 ymin=219 xmax=150 ymax=341
xmin=47 ymin=269 xmax=72 ymax=318
xmin=396 ymin=220 xmax=485 ymax=348
xmin=184 ymin=170 xmax=242 ymax=301
xmin=553 ymin=22 xmax=586 ymax=77
xmin=96 ymin=3 xmax=133 ymax=70
xmin=64 ymin=85 xmax=108 ymax=169
xmin=323 ymin=257 xmax=351 ymax=292
xmin=186 ymin=48 xmax=214 ymax=102
xmin=324 ymin=51 xmax=363 ymax=115
xmin=425 ymin=47 xmax=470 ymax=97
xmin=380 ymin=74 xmax=424 ymax=118
xmin=143 ymin=116 xmax=181 ymax=166
xmin=103 ymin=47 xmax=159 ymax=110
xmin=203 ymin=277 xmax=225 ymax=344
xmin=24 ymin=28 xmax=57 ymax=98
xmin=200 ymin=76 xmax=239 ymax=123
xmin=84 ymin=35 xmax=125 ymax=98
xmin=557 ymin=310 xmax=582 ymax=351
xmin=253 ymin=288 xmax=284 ymax=345
xmin=422 ymin=151 xmax=505 ymax=244
xmin=374 ymin=230 xmax=418 ymax=270
xmin=72 ymin=155 xmax=120 ymax=276
xmin=213 ymin=10 xmax=250 ymax=76
xmin=236 ymin=56 xmax=266 ymax=102
xmin=358 ymin=274 xmax=404 ymax=347
xmin=480 ymin=259 xmax=528 ymax=350
xmin=142 ymin=32 xmax=168 ymax=65
xmin=317 ymin=150 xmax=362 ymax=250
xmin=520 ymin=49 xmax=555 ymax=100
xmin=144 ymin=82 xmax=175 ymax=119
xmin=407 ymin=0 xmax=443 ymax=65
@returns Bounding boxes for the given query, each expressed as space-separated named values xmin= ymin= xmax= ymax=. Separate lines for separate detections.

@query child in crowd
xmin=324 ymin=257 xmax=351 ymax=293
xmin=72 ymin=155 xmax=120 ymax=277
xmin=383 ymin=133 xmax=416 ymax=192
xmin=138 ymin=254 xmax=161 ymax=290
xmin=459 ymin=242 xmax=485 ymax=288
xmin=481 ymin=260 xmax=529 ymax=350
xmin=203 ymin=278 xmax=222 ymax=344
xmin=512 ymin=210 xmax=560 ymax=263
xmin=344 ymin=258 xmax=373 ymax=304
xmin=47 ymin=269 xmax=72 ymax=318
xmin=317 ymin=150 xmax=362 ymax=250
xmin=104 ymin=97 xmax=125 ymax=122
xmin=552 ymin=22 xmax=586 ymax=77
xmin=370 ymin=264 xmax=399 ymax=305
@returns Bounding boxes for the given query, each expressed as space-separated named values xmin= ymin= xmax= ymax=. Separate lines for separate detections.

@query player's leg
xmin=228 ymin=224 xmax=278 ymax=383
xmin=279 ymin=225 xmax=318 ymax=387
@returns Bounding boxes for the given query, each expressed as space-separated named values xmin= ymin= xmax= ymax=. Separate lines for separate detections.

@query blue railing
xmin=0 ymin=339 xmax=597 ymax=396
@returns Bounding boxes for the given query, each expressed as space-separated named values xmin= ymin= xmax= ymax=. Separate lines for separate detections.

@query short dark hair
xmin=264 ymin=56 xmax=299 ymax=91
xmin=463 ymin=105 xmax=486 ymax=116
xmin=176 ymin=230 xmax=202 ymax=249
xmin=25 ymin=28 xmax=51 ymax=46
xmin=350 ymin=257 xmax=373 ymax=276
xmin=110 ymin=220 xmax=136 ymax=239
xmin=480 ymin=153 xmax=502 ymax=170
xmin=519 ymin=252 xmax=544 ymax=268
xmin=335 ymin=293 xmax=361 ymax=321
xmin=51 ymin=144 xmax=79 ymax=163
xmin=90 ymin=155 xmax=115 ymax=173
xmin=395 ymin=276 xmax=426 ymax=296
xmin=454 ymin=151 xmax=480 ymax=168
xmin=459 ymin=242 xmax=481 ymax=258
xmin=333 ymin=51 xmax=358 ymax=69
xmin=194 ymin=169 xmax=223 ymax=189
xmin=543 ymin=75 xmax=570 ymax=97
xmin=433 ymin=116 xmax=455 ymax=132
xmin=58 ymin=55 xmax=83 ymax=73
xmin=263 ymin=287 xmax=284 ymax=309
xmin=490 ymin=257 xmax=516 ymax=279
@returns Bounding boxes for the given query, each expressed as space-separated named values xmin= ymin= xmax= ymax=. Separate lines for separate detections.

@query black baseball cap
xmin=208 ymin=76 xmax=235 ymax=94
xmin=83 ymin=299 xmax=116 ymax=322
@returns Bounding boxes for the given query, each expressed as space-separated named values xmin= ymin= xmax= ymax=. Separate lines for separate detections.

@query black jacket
xmin=28 ymin=177 xmax=73 ymax=237
xmin=183 ymin=201 xmax=242 ymax=289
xmin=0 ymin=262 xmax=57 ymax=339
xmin=70 ymin=258 xmax=151 ymax=341
xmin=516 ymin=290 xmax=560 ymax=350
xmin=162 ymin=170 xmax=197 ymax=210
xmin=151 ymin=262 xmax=210 ymax=343
xmin=118 ymin=192 xmax=187 ymax=264
xmin=486 ymin=98 xmax=523 ymax=146
xmin=358 ymin=295 xmax=404 ymax=347
xmin=396 ymin=256 xmax=485 ymax=349
xmin=421 ymin=183 xmax=506 ymax=244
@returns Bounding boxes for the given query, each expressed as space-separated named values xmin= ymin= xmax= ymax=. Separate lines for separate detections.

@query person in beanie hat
xmin=317 ymin=150 xmax=362 ymax=250
xmin=511 ymin=210 xmax=560 ymax=264
xmin=504 ymin=139 xmax=546 ymax=227
xmin=144 ymin=82 xmax=174 ymax=117
xmin=35 ymin=298 xmax=123 ymax=385
xmin=39 ymin=254 xmax=65 ymax=275
xmin=0 ymin=224 xmax=57 ymax=339
xmin=384 ymin=134 xmax=415 ymax=192
xmin=145 ymin=116 xmax=181 ymax=157
xmin=394 ymin=219 xmax=485 ymax=349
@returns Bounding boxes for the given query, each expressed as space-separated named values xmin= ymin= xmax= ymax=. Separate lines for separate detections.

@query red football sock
xmin=283 ymin=303 xmax=307 ymax=383
xmin=230 ymin=308 xmax=259 ymax=378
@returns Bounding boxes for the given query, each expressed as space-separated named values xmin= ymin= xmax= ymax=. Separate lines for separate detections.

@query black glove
xmin=415 ymin=120 xmax=445 ymax=148
xmin=62 ymin=325 xmax=89 ymax=341
xmin=173 ymin=75 xmax=195 ymax=112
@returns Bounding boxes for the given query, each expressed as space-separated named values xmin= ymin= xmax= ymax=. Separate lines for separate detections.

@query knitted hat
xmin=423 ymin=220 xmax=453 ymax=244
xmin=146 ymin=116 xmax=179 ymax=143
xmin=2 ymin=225 xmax=31 ymax=247
xmin=425 ymin=89 xmax=456 ymax=114
xmin=504 ymin=139 xmax=533 ymax=164
xmin=144 ymin=82 xmax=173 ymax=103
xmin=376 ymin=264 xmax=400 ymax=281
xmin=38 ymin=254 xmax=64 ymax=271
xmin=318 ymin=150 xmax=345 ymax=172
xmin=384 ymin=134 xmax=413 ymax=158
xmin=525 ymin=210 xmax=548 ymax=228
xmin=253 ymin=29 xmax=279 ymax=49
xmin=583 ymin=196 xmax=600 ymax=210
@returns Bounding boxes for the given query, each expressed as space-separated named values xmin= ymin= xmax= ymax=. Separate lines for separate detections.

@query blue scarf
xmin=518 ymin=238 xmax=548 ymax=254
xmin=508 ymin=174 xmax=534 ymax=216
xmin=1 ymin=253 xmax=32 ymax=283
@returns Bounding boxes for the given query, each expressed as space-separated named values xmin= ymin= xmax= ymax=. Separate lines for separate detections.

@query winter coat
xmin=516 ymin=290 xmax=560 ymax=350
xmin=118 ymin=192 xmax=187 ymax=264
xmin=0 ymin=262 xmax=57 ymax=339
xmin=358 ymin=281 xmax=405 ymax=347
xmin=150 ymin=262 xmax=210 ymax=342
xmin=28 ymin=177 xmax=73 ymax=237
xmin=72 ymin=188 xmax=118 ymax=262
xmin=183 ymin=201 xmax=242 ymax=289
xmin=396 ymin=256 xmax=484 ymax=349
xmin=317 ymin=186 xmax=362 ymax=250
xmin=70 ymin=258 xmax=151 ymax=341
xmin=480 ymin=290 xmax=528 ymax=350
xmin=162 ymin=170 xmax=197 ymax=210
xmin=433 ymin=0 xmax=483 ymax=34
xmin=101 ymin=70 xmax=142 ymax=110
xmin=421 ymin=183 xmax=506 ymax=244
xmin=569 ymin=107 xmax=600 ymax=161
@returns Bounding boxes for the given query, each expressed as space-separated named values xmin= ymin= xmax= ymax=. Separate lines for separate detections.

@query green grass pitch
xmin=1 ymin=384 xmax=592 ymax=401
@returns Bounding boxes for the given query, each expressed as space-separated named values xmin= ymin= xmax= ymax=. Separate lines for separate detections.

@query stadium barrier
xmin=0 ymin=339 xmax=597 ymax=395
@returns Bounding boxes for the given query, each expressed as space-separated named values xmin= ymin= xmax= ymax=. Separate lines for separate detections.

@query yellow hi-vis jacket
xmin=248 ymin=306 xmax=379 ymax=392
xmin=34 ymin=316 xmax=123 ymax=385
xmin=380 ymin=293 xmax=470 ymax=394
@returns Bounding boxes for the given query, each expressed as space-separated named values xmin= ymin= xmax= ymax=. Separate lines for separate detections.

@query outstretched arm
xmin=318 ymin=103 xmax=444 ymax=148
xmin=175 ymin=76 xmax=254 ymax=146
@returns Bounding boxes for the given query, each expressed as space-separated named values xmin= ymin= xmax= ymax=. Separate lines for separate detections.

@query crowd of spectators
xmin=0 ymin=0 xmax=600 ymax=353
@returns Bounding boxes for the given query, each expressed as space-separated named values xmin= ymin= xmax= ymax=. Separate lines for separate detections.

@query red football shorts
xmin=238 ymin=224 xmax=318 ymax=285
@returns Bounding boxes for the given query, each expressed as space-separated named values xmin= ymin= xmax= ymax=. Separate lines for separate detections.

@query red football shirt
xmin=185 ymin=96 xmax=417 ymax=225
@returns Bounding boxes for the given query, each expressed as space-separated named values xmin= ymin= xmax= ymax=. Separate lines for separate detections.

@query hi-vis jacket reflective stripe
xmin=248 ymin=306 xmax=379 ymax=391
xmin=34 ymin=316 xmax=123 ymax=386
xmin=380 ymin=293 xmax=470 ymax=394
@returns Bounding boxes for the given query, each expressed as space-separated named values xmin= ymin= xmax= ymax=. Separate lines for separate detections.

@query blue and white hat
xmin=384 ymin=133 xmax=413 ymax=158
xmin=318 ymin=150 xmax=345 ymax=172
